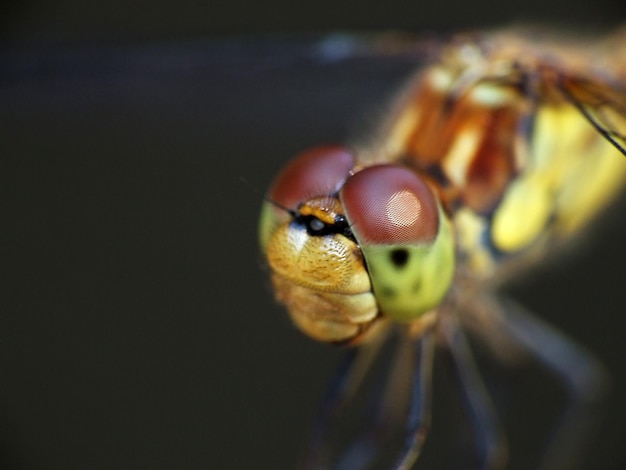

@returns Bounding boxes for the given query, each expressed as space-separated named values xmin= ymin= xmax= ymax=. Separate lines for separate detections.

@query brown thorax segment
xmin=382 ymin=59 xmax=530 ymax=217
xmin=381 ymin=35 xmax=626 ymax=219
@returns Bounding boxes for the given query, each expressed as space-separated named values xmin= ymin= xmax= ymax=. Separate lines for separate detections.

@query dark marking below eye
xmin=390 ymin=248 xmax=409 ymax=268
xmin=379 ymin=285 xmax=396 ymax=298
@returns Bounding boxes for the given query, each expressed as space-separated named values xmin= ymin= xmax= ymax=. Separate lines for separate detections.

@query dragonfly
xmin=259 ymin=27 xmax=626 ymax=469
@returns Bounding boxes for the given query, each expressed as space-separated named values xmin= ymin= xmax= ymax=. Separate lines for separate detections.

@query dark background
xmin=2 ymin=1 xmax=626 ymax=469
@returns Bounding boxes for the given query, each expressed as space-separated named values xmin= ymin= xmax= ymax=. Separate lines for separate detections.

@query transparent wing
xmin=558 ymin=74 xmax=626 ymax=157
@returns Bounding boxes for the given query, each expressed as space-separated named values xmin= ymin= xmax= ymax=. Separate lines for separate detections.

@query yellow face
xmin=264 ymin=198 xmax=378 ymax=342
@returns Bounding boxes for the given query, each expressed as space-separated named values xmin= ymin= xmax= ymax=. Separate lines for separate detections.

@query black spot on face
xmin=390 ymin=248 xmax=409 ymax=268
xmin=379 ymin=285 xmax=396 ymax=298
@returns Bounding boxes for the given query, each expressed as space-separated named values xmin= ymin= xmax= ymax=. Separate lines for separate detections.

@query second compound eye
xmin=268 ymin=146 xmax=356 ymax=210
xmin=340 ymin=165 xmax=440 ymax=245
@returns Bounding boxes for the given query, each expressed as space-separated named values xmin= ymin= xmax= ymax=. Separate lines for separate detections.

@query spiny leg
xmin=303 ymin=330 xmax=388 ymax=469
xmin=440 ymin=312 xmax=508 ymax=470
xmin=332 ymin=328 xmax=428 ymax=470
xmin=477 ymin=295 xmax=609 ymax=470
xmin=322 ymin=328 xmax=435 ymax=470
xmin=391 ymin=328 xmax=436 ymax=470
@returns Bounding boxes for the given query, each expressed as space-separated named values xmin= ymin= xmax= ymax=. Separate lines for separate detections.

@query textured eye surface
xmin=268 ymin=146 xmax=355 ymax=209
xmin=340 ymin=165 xmax=439 ymax=245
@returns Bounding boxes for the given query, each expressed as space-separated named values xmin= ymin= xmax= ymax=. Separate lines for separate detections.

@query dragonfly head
xmin=259 ymin=146 xmax=455 ymax=343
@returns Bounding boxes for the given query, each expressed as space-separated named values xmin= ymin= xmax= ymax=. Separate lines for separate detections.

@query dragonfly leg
xmin=323 ymin=329 xmax=435 ymax=470
xmin=303 ymin=332 xmax=387 ymax=469
xmin=483 ymin=296 xmax=609 ymax=470
xmin=440 ymin=313 xmax=508 ymax=470
xmin=391 ymin=329 xmax=436 ymax=470
xmin=331 ymin=329 xmax=427 ymax=470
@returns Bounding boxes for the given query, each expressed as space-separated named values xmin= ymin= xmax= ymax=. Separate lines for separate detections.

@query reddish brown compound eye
xmin=269 ymin=146 xmax=355 ymax=209
xmin=340 ymin=165 xmax=440 ymax=245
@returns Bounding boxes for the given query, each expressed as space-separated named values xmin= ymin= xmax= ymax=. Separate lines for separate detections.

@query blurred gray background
xmin=2 ymin=1 xmax=626 ymax=469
